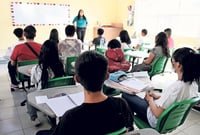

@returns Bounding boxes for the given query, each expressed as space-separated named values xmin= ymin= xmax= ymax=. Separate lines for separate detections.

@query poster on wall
xmin=10 ymin=2 xmax=70 ymax=26
xmin=127 ymin=5 xmax=134 ymax=26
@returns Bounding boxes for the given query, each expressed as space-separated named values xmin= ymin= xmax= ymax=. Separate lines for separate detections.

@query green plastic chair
xmin=65 ymin=56 xmax=78 ymax=76
xmin=47 ymin=76 xmax=75 ymax=88
xmin=148 ymin=56 xmax=168 ymax=80
xmin=95 ymin=47 xmax=106 ymax=55
xmin=103 ymin=85 xmax=121 ymax=97
xmin=17 ymin=59 xmax=38 ymax=90
xmin=106 ymin=127 xmax=126 ymax=135
xmin=134 ymin=97 xmax=200 ymax=134
xmin=124 ymin=48 xmax=134 ymax=62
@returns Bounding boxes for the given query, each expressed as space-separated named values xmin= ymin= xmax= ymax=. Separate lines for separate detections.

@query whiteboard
xmin=134 ymin=0 xmax=200 ymax=38
xmin=10 ymin=2 xmax=70 ymax=26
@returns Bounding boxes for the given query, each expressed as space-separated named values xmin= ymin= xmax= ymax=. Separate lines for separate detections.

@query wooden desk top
xmin=27 ymin=85 xmax=83 ymax=118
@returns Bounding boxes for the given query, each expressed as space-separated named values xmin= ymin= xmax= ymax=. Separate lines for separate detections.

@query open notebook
xmin=36 ymin=92 xmax=84 ymax=117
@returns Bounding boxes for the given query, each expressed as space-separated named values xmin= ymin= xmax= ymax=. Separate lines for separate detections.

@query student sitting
xmin=36 ymin=51 xmax=134 ymax=135
xmin=91 ymin=28 xmax=106 ymax=50
xmin=131 ymin=32 xmax=170 ymax=72
xmin=27 ymin=40 xmax=65 ymax=126
xmin=105 ymin=39 xmax=131 ymax=73
xmin=119 ymin=30 xmax=132 ymax=50
xmin=122 ymin=47 xmax=200 ymax=128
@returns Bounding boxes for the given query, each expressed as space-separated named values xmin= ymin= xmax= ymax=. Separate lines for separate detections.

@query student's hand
xmin=149 ymin=92 xmax=160 ymax=99
xmin=145 ymin=93 xmax=154 ymax=103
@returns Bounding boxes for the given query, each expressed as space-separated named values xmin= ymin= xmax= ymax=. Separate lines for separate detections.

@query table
xmin=125 ymin=50 xmax=149 ymax=65
xmin=18 ymin=64 xmax=35 ymax=76
xmin=27 ymin=85 xmax=83 ymax=118
xmin=123 ymin=128 xmax=160 ymax=135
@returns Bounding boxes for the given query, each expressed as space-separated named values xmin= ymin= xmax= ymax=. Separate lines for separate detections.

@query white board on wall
xmin=134 ymin=0 xmax=200 ymax=38
xmin=11 ymin=2 xmax=70 ymax=26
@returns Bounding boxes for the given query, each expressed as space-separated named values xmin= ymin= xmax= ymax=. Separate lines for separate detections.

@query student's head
xmin=74 ymin=51 xmax=108 ymax=92
xmin=13 ymin=28 xmax=23 ymax=39
xmin=107 ymin=39 xmax=121 ymax=49
xmin=97 ymin=28 xmax=104 ymax=36
xmin=141 ymin=29 xmax=148 ymax=36
xmin=49 ymin=28 xmax=59 ymax=44
xmin=119 ymin=30 xmax=131 ymax=44
xmin=24 ymin=25 xmax=36 ymax=39
xmin=65 ymin=25 xmax=75 ymax=37
xmin=77 ymin=9 xmax=86 ymax=20
xmin=164 ymin=28 xmax=172 ymax=37
xmin=172 ymin=47 xmax=200 ymax=83
xmin=155 ymin=32 xmax=170 ymax=57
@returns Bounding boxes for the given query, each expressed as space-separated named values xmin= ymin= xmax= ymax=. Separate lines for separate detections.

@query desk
xmin=27 ymin=85 xmax=83 ymax=118
xmin=125 ymin=50 xmax=149 ymax=65
xmin=123 ymin=128 xmax=160 ymax=135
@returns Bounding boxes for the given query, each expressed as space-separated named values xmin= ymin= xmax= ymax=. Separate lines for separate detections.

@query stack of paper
xmin=132 ymin=71 xmax=149 ymax=78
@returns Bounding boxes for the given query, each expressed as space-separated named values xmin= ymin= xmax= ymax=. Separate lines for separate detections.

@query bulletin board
xmin=134 ymin=0 xmax=200 ymax=38
xmin=10 ymin=2 xmax=70 ymax=26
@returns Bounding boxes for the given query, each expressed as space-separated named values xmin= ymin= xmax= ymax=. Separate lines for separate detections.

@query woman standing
xmin=73 ymin=9 xmax=88 ymax=49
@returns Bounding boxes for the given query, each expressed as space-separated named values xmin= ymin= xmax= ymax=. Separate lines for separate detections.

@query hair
xmin=97 ymin=28 xmax=104 ymax=36
xmin=141 ymin=29 xmax=148 ymax=36
xmin=13 ymin=28 xmax=23 ymax=38
xmin=77 ymin=9 xmax=86 ymax=20
xmin=24 ymin=25 xmax=36 ymax=39
xmin=65 ymin=25 xmax=75 ymax=37
xmin=155 ymin=32 xmax=170 ymax=57
xmin=49 ymin=28 xmax=59 ymax=44
xmin=75 ymin=51 xmax=108 ymax=92
xmin=164 ymin=28 xmax=172 ymax=37
xmin=172 ymin=47 xmax=200 ymax=84
xmin=119 ymin=30 xmax=131 ymax=44
xmin=107 ymin=39 xmax=121 ymax=49
xmin=39 ymin=40 xmax=65 ymax=89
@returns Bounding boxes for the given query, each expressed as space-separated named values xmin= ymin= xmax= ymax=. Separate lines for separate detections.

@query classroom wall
xmin=0 ymin=0 xmax=134 ymax=55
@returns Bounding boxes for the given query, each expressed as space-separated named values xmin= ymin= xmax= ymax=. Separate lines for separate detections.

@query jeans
xmin=122 ymin=92 xmax=149 ymax=123
xmin=76 ymin=27 xmax=86 ymax=43
xmin=7 ymin=61 xmax=18 ymax=85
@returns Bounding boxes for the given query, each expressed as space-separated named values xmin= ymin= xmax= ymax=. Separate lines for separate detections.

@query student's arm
xmin=143 ymin=53 xmax=155 ymax=64
xmin=10 ymin=60 xmax=16 ymax=66
xmin=145 ymin=93 xmax=164 ymax=118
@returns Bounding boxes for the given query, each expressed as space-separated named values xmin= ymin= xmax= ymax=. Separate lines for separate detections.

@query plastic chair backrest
xmin=65 ymin=56 xmax=78 ymax=76
xmin=134 ymin=97 xmax=200 ymax=134
xmin=95 ymin=47 xmax=106 ymax=55
xmin=47 ymin=76 xmax=75 ymax=88
xmin=148 ymin=56 xmax=168 ymax=79
xmin=106 ymin=127 xmax=126 ymax=135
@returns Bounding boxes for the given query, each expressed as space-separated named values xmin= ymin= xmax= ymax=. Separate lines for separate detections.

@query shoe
xmin=11 ymin=84 xmax=19 ymax=92
xmin=31 ymin=118 xmax=41 ymax=127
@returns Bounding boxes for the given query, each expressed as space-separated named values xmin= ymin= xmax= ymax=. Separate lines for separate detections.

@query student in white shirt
xmin=122 ymin=47 xmax=200 ymax=128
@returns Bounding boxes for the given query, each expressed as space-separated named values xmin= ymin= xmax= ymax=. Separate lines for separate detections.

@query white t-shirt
xmin=147 ymin=80 xmax=199 ymax=127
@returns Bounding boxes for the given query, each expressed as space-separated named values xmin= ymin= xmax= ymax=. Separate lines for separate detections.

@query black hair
xmin=24 ymin=25 xmax=36 ymax=39
xmin=39 ymin=40 xmax=65 ymax=89
xmin=65 ymin=25 xmax=75 ymax=37
xmin=13 ymin=28 xmax=23 ymax=38
xmin=155 ymin=32 xmax=170 ymax=57
xmin=75 ymin=51 xmax=108 ymax=91
xmin=49 ymin=28 xmax=59 ymax=44
xmin=97 ymin=28 xmax=104 ymax=35
xmin=107 ymin=39 xmax=121 ymax=49
xmin=141 ymin=29 xmax=148 ymax=35
xmin=164 ymin=28 xmax=172 ymax=37
xmin=119 ymin=30 xmax=131 ymax=44
xmin=172 ymin=47 xmax=200 ymax=84
xmin=77 ymin=9 xmax=87 ymax=20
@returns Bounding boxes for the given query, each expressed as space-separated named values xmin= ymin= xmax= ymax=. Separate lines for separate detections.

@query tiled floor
xmin=0 ymin=59 xmax=200 ymax=135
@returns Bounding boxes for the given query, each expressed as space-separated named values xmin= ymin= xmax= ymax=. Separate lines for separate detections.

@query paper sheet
xmin=35 ymin=96 xmax=48 ymax=104
xmin=68 ymin=92 xmax=84 ymax=105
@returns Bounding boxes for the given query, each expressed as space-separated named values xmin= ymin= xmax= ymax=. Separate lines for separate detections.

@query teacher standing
xmin=73 ymin=9 xmax=88 ymax=49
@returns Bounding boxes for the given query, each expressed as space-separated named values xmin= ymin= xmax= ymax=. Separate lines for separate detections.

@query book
xmin=38 ymin=91 xmax=84 ymax=117
xmin=119 ymin=77 xmax=152 ymax=92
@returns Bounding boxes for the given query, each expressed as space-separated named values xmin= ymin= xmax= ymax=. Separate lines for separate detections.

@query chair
xmin=47 ymin=76 xmax=76 ymax=88
xmin=148 ymin=56 xmax=168 ymax=80
xmin=65 ymin=56 xmax=78 ymax=76
xmin=106 ymin=127 xmax=126 ymax=135
xmin=103 ymin=85 xmax=121 ymax=97
xmin=134 ymin=97 xmax=200 ymax=134
xmin=95 ymin=47 xmax=106 ymax=55
xmin=17 ymin=59 xmax=38 ymax=90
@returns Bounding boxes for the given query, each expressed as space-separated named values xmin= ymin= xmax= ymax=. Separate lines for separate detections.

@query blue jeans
xmin=122 ymin=92 xmax=149 ymax=124
xmin=76 ymin=27 xmax=86 ymax=43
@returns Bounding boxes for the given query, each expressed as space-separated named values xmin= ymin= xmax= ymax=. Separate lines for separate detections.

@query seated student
xmin=164 ymin=28 xmax=174 ymax=56
xmin=122 ymin=47 xmax=200 ymax=128
xmin=49 ymin=28 xmax=60 ymax=45
xmin=36 ymin=51 xmax=134 ymax=135
xmin=27 ymin=40 xmax=65 ymax=126
xmin=134 ymin=29 xmax=149 ymax=50
xmin=91 ymin=28 xmax=106 ymax=50
xmin=119 ymin=30 xmax=132 ymax=50
xmin=131 ymin=32 xmax=170 ymax=72
xmin=105 ymin=39 xmax=131 ymax=73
